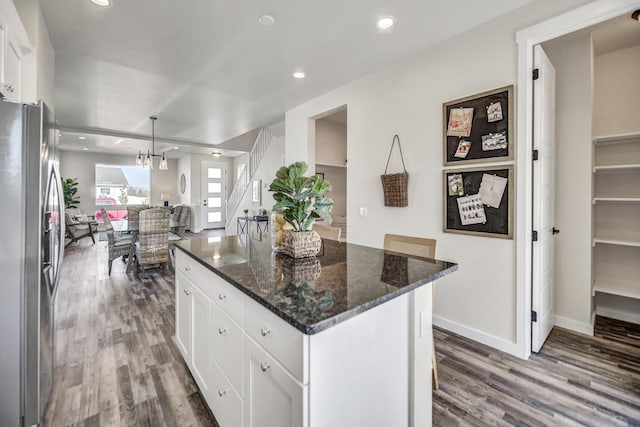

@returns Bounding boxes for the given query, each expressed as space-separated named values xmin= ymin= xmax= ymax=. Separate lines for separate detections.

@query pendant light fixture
xmin=135 ymin=116 xmax=168 ymax=170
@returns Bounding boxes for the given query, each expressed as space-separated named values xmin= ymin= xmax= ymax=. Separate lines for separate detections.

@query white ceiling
xmin=42 ymin=0 xmax=535 ymax=156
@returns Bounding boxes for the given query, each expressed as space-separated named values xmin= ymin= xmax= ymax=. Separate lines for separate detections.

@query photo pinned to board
xmin=454 ymin=139 xmax=472 ymax=158
xmin=447 ymin=107 xmax=474 ymax=137
xmin=448 ymin=174 xmax=464 ymax=196
xmin=457 ymin=194 xmax=486 ymax=225
xmin=486 ymin=101 xmax=503 ymax=122
xmin=481 ymin=131 xmax=507 ymax=151
xmin=479 ymin=173 xmax=507 ymax=208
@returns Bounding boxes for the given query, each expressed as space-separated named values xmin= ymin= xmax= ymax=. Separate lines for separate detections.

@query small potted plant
xmin=243 ymin=209 xmax=249 ymax=217
xmin=268 ymin=162 xmax=333 ymax=258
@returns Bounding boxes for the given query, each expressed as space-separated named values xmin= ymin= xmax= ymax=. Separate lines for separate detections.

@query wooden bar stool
xmin=383 ymin=234 xmax=439 ymax=389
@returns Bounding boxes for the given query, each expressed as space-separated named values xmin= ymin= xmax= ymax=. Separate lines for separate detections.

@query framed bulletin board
xmin=444 ymin=166 xmax=514 ymax=239
xmin=443 ymin=85 xmax=513 ymax=166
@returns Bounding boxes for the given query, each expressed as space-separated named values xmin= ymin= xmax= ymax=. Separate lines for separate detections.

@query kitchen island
xmin=173 ymin=235 xmax=457 ymax=427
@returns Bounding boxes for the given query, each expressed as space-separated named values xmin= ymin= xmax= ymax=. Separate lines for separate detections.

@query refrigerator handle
xmin=53 ymin=166 xmax=65 ymax=291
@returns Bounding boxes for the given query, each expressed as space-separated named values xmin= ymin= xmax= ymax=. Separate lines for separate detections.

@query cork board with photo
xmin=443 ymin=85 xmax=514 ymax=166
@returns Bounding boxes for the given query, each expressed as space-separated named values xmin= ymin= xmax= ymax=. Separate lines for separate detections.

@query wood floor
xmin=47 ymin=235 xmax=640 ymax=426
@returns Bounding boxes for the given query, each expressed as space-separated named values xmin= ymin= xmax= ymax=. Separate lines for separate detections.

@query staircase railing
xmin=226 ymin=127 xmax=274 ymax=224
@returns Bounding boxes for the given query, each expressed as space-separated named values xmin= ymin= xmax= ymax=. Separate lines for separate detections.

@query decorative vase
xmin=281 ymin=256 xmax=322 ymax=283
xmin=280 ymin=230 xmax=322 ymax=258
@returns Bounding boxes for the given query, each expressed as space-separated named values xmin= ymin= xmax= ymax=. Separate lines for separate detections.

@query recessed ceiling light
xmin=377 ymin=16 xmax=395 ymax=30
xmin=78 ymin=136 xmax=86 ymax=140
xmin=90 ymin=0 xmax=110 ymax=6
xmin=258 ymin=14 xmax=275 ymax=26
xmin=293 ymin=71 xmax=306 ymax=79
xmin=173 ymin=146 xmax=179 ymax=150
xmin=82 ymin=147 xmax=89 ymax=151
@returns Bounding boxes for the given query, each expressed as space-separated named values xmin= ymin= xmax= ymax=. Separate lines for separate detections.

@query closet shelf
xmin=593 ymin=164 xmax=640 ymax=174
xmin=594 ymin=280 xmax=640 ymax=300
xmin=593 ymin=237 xmax=640 ymax=248
xmin=316 ymin=162 xmax=347 ymax=168
xmin=593 ymin=197 xmax=640 ymax=204
xmin=593 ymin=132 xmax=640 ymax=145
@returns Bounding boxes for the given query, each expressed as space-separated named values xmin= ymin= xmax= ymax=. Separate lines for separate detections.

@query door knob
xmin=203 ymin=199 xmax=207 ymax=207
xmin=552 ymin=227 xmax=560 ymax=235
xmin=260 ymin=363 xmax=270 ymax=372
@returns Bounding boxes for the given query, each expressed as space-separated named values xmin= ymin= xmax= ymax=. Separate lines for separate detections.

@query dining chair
xmin=313 ymin=223 xmax=342 ymax=241
xmin=63 ymin=211 xmax=96 ymax=248
xmin=126 ymin=204 xmax=149 ymax=230
xmin=383 ymin=233 xmax=439 ymax=390
xmin=135 ymin=207 xmax=171 ymax=276
xmin=171 ymin=205 xmax=191 ymax=238
xmin=101 ymin=208 xmax=134 ymax=276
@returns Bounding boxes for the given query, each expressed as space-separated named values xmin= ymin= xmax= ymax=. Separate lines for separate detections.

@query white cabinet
xmin=175 ymin=272 xmax=192 ymax=361
xmin=2 ymin=36 xmax=21 ymax=101
xmin=175 ymin=249 xmax=431 ymax=427
xmin=190 ymin=282 xmax=212 ymax=395
xmin=592 ymin=132 xmax=640 ymax=300
xmin=244 ymin=337 xmax=305 ymax=427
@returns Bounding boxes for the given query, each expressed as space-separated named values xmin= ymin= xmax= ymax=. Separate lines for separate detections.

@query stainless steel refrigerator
xmin=0 ymin=101 xmax=64 ymax=426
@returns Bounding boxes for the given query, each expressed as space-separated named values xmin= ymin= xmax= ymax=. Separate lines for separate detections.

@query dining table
xmin=111 ymin=218 xmax=186 ymax=273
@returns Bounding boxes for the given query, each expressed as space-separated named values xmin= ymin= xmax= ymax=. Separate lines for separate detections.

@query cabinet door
xmin=190 ymin=283 xmax=211 ymax=395
xmin=244 ymin=337 xmax=306 ymax=427
xmin=3 ymin=37 xmax=21 ymax=102
xmin=175 ymin=272 xmax=192 ymax=363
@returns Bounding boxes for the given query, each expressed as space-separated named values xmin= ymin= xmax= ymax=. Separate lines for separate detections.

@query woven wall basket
xmin=380 ymin=134 xmax=409 ymax=207
xmin=280 ymin=230 xmax=322 ymax=258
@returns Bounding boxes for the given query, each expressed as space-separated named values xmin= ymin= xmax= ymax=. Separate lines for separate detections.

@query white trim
xmin=514 ymin=0 xmax=640 ymax=360
xmin=596 ymin=306 xmax=640 ymax=325
xmin=553 ymin=315 xmax=594 ymax=336
xmin=433 ymin=315 xmax=520 ymax=358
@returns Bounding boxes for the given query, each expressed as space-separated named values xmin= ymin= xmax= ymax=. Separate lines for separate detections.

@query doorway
xmin=201 ymin=161 xmax=227 ymax=229
xmin=517 ymin=0 xmax=640 ymax=358
xmin=313 ymin=107 xmax=348 ymax=240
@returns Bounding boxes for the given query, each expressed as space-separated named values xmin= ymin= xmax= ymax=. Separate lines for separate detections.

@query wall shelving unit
xmin=591 ymin=131 xmax=640 ymax=302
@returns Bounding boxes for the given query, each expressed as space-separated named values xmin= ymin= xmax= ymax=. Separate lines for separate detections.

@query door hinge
xmin=532 ymin=311 xmax=538 ymax=322
xmin=532 ymin=230 xmax=538 ymax=241
xmin=532 ymin=149 xmax=539 ymax=161
xmin=533 ymin=68 xmax=539 ymax=80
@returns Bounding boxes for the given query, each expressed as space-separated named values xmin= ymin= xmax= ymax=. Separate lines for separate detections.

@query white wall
xmin=285 ymin=0 xmax=587 ymax=355
xmin=14 ymin=0 xmax=55 ymax=109
xmin=59 ymin=150 xmax=177 ymax=215
xmin=316 ymin=118 xmax=347 ymax=166
xmin=593 ymin=44 xmax=640 ymax=136
xmin=225 ymin=135 xmax=285 ymax=235
xmin=542 ymin=31 xmax=594 ymax=334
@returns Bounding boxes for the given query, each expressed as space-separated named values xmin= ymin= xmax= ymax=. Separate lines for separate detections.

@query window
xmin=95 ymin=164 xmax=149 ymax=205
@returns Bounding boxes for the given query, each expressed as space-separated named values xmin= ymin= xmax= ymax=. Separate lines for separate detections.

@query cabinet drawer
xmin=210 ymin=273 xmax=244 ymax=325
xmin=175 ymin=251 xmax=214 ymax=296
xmin=208 ymin=358 xmax=243 ymax=427
xmin=210 ymin=303 xmax=243 ymax=395
xmin=244 ymin=298 xmax=305 ymax=382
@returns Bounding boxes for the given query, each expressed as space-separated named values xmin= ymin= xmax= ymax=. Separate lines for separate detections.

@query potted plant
xmin=62 ymin=177 xmax=80 ymax=209
xmin=268 ymin=162 xmax=333 ymax=258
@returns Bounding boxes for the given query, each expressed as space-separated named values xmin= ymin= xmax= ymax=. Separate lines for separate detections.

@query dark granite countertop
xmin=174 ymin=235 xmax=458 ymax=335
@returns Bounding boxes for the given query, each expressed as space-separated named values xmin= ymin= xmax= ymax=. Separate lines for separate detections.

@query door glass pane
xmin=208 ymin=183 xmax=222 ymax=193
xmin=208 ymin=168 xmax=222 ymax=179
xmin=208 ymin=212 xmax=222 ymax=223
xmin=208 ymin=197 xmax=222 ymax=208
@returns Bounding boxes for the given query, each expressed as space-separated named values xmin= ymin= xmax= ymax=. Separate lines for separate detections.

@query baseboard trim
xmin=553 ymin=315 xmax=594 ymax=336
xmin=596 ymin=306 xmax=640 ymax=325
xmin=433 ymin=315 xmax=521 ymax=358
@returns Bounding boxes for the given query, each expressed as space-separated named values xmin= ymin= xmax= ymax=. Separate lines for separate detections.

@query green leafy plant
xmin=62 ymin=177 xmax=80 ymax=209
xmin=268 ymin=162 xmax=333 ymax=232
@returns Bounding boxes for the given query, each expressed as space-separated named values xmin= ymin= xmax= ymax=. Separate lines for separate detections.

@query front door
xmin=201 ymin=161 xmax=227 ymax=229
xmin=532 ymin=44 xmax=557 ymax=353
